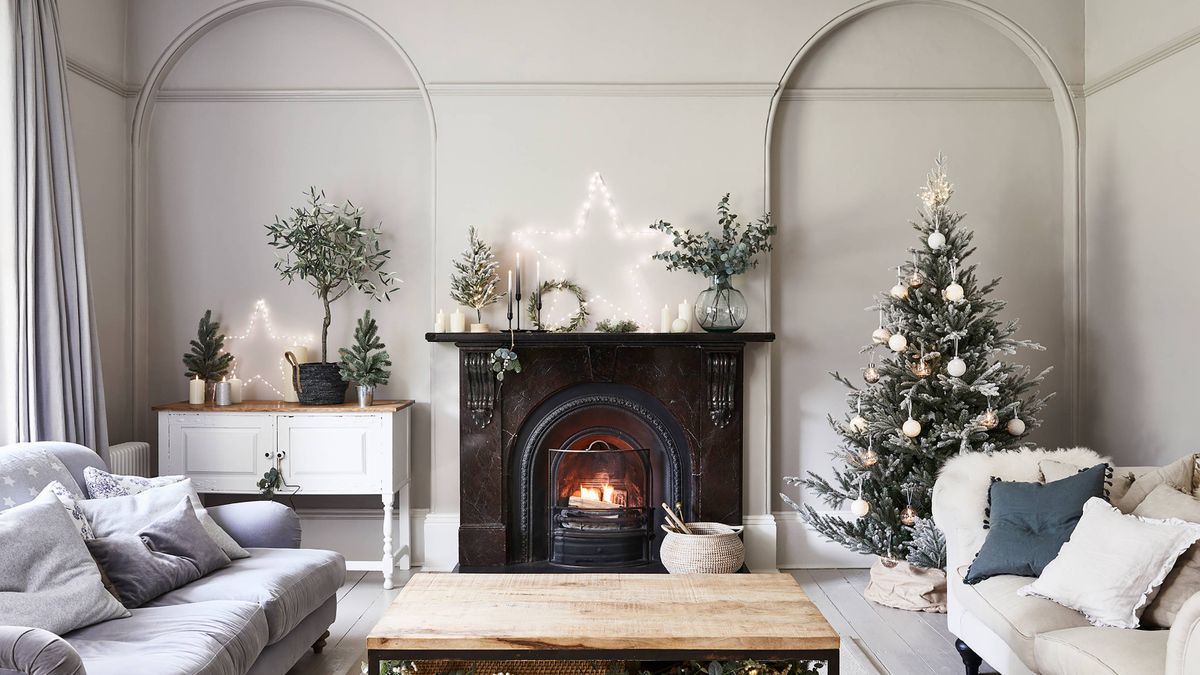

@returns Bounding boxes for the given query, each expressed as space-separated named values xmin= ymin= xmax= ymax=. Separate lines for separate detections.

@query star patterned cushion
xmin=0 ymin=447 xmax=84 ymax=511
xmin=83 ymin=466 xmax=184 ymax=499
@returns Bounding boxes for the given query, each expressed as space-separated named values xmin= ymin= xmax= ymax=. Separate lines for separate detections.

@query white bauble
xmin=902 ymin=418 xmax=922 ymax=438
xmin=848 ymin=415 xmax=868 ymax=433
xmin=871 ymin=327 xmax=892 ymax=344
xmin=889 ymin=284 xmax=909 ymax=300
xmin=670 ymin=317 xmax=689 ymax=333
xmin=850 ymin=498 xmax=871 ymax=518
xmin=927 ymin=231 xmax=946 ymax=250
xmin=1007 ymin=418 xmax=1027 ymax=436
xmin=946 ymin=357 xmax=967 ymax=378
xmin=944 ymin=282 xmax=965 ymax=302
xmin=888 ymin=333 xmax=908 ymax=352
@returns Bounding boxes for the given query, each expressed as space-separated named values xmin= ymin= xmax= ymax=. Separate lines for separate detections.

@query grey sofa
xmin=0 ymin=442 xmax=346 ymax=675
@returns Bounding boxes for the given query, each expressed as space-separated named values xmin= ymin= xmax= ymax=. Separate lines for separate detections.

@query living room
xmin=1 ymin=1 xmax=1195 ymax=674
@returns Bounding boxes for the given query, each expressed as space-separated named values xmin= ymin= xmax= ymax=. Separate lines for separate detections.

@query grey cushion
xmin=65 ymin=601 xmax=269 ymax=675
xmin=87 ymin=497 xmax=231 ymax=607
xmin=966 ymin=463 xmax=1107 ymax=583
xmin=146 ymin=547 xmax=345 ymax=644
xmin=0 ymin=447 xmax=83 ymax=511
xmin=0 ymin=494 xmax=129 ymax=634
xmin=1133 ymin=483 xmax=1200 ymax=628
xmin=78 ymin=478 xmax=250 ymax=559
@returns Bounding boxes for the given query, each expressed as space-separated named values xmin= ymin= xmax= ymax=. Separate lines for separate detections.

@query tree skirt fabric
xmin=864 ymin=558 xmax=947 ymax=613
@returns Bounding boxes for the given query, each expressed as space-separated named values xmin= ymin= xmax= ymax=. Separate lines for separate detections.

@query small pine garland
xmin=529 ymin=279 xmax=589 ymax=332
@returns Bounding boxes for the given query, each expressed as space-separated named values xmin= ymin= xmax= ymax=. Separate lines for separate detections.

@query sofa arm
xmin=206 ymin=500 xmax=301 ymax=548
xmin=0 ymin=627 xmax=85 ymax=675
xmin=1168 ymin=592 xmax=1200 ymax=674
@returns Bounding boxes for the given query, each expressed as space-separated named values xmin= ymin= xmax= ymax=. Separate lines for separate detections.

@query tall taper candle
xmin=508 ymin=270 xmax=513 ymax=315
xmin=515 ymin=253 xmax=522 ymax=300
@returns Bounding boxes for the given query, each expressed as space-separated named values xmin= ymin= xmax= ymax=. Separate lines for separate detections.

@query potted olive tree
xmin=266 ymin=188 xmax=398 ymax=404
xmin=338 ymin=310 xmax=391 ymax=407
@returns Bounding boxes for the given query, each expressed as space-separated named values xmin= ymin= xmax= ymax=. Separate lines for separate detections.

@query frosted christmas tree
xmin=782 ymin=155 xmax=1052 ymax=604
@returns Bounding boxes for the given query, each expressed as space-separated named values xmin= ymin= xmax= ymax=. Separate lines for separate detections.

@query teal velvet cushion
xmin=965 ymin=462 xmax=1108 ymax=584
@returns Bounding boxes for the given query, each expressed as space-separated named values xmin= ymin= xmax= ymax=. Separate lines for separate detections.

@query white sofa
xmin=932 ymin=447 xmax=1200 ymax=675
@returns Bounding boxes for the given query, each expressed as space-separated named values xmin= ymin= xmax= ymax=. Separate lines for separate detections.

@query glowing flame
xmin=578 ymin=484 xmax=617 ymax=504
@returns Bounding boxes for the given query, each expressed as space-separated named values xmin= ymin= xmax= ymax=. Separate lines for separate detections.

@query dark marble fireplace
xmin=426 ymin=331 xmax=774 ymax=569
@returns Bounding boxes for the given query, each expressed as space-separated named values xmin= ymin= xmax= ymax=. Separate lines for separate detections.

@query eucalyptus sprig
xmin=650 ymin=195 xmax=775 ymax=281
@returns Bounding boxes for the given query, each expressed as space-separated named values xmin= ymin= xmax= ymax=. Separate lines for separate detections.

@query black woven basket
xmin=288 ymin=358 xmax=347 ymax=405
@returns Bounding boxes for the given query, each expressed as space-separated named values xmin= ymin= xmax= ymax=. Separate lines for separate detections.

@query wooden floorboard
xmin=289 ymin=568 xmax=983 ymax=675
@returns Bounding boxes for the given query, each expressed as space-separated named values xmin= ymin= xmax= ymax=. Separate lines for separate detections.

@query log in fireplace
xmin=427 ymin=331 xmax=774 ymax=570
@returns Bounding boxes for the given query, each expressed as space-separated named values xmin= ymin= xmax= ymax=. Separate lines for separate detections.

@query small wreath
xmin=529 ymin=279 xmax=589 ymax=332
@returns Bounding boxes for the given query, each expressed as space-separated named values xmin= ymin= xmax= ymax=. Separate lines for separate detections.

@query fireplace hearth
xmin=427 ymin=331 xmax=774 ymax=570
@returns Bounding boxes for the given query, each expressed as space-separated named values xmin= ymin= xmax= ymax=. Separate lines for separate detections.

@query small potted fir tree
xmin=266 ymin=188 xmax=398 ymax=404
xmin=450 ymin=226 xmax=503 ymax=332
xmin=182 ymin=309 xmax=234 ymax=401
xmin=338 ymin=310 xmax=391 ymax=407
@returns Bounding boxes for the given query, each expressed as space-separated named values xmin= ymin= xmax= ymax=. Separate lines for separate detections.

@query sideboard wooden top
xmin=367 ymin=573 xmax=840 ymax=653
xmin=152 ymin=399 xmax=414 ymax=413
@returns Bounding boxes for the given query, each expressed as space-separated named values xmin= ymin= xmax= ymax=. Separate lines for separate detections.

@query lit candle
xmin=507 ymin=270 xmax=513 ymax=316
xmin=434 ymin=309 xmax=446 ymax=332
xmin=188 ymin=376 xmax=205 ymax=405
xmin=450 ymin=308 xmax=466 ymax=332
xmin=228 ymin=376 xmax=243 ymax=403
xmin=660 ymin=305 xmax=671 ymax=333
xmin=535 ymin=260 xmax=540 ymax=303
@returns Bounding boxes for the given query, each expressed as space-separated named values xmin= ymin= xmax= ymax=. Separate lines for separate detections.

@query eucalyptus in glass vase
xmin=650 ymin=195 xmax=775 ymax=332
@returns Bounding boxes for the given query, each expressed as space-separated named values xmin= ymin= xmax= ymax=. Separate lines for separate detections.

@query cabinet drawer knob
xmin=264 ymin=452 xmax=271 ymax=458
xmin=276 ymin=451 xmax=286 ymax=460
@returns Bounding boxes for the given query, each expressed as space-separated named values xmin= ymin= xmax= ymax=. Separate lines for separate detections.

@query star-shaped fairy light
xmin=511 ymin=173 xmax=670 ymax=329
xmin=223 ymin=299 xmax=315 ymax=399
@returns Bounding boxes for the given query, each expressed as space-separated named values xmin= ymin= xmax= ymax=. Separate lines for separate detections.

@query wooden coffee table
xmin=367 ymin=573 xmax=840 ymax=674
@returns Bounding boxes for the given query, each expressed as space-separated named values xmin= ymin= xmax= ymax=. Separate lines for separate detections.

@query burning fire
xmin=579 ymin=484 xmax=617 ymax=504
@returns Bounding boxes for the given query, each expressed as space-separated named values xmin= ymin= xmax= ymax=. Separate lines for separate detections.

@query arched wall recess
xmin=127 ymin=0 xmax=437 ymax=437
xmin=760 ymin=0 xmax=1084 ymax=506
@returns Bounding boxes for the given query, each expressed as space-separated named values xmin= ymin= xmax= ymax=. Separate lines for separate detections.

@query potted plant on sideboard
xmin=266 ymin=187 xmax=398 ymax=404
xmin=338 ymin=310 xmax=391 ymax=407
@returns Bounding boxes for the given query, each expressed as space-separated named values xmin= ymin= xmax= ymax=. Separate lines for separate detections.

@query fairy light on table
xmin=511 ymin=172 xmax=670 ymax=329
xmin=223 ymin=299 xmax=315 ymax=399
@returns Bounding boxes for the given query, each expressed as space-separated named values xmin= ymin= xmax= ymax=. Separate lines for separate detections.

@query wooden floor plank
xmin=337 ymin=571 xmax=368 ymax=602
xmin=839 ymin=570 xmax=960 ymax=675
xmin=788 ymin=570 xmax=859 ymax=639
xmin=808 ymin=569 xmax=934 ymax=675
xmin=290 ymin=571 xmax=410 ymax=675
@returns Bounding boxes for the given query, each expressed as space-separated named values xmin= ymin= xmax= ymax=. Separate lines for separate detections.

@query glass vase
xmin=694 ymin=276 xmax=747 ymax=332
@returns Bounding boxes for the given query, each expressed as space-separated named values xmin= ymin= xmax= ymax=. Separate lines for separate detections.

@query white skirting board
xmin=299 ymin=508 xmax=427 ymax=568
xmin=775 ymin=509 xmax=872 ymax=569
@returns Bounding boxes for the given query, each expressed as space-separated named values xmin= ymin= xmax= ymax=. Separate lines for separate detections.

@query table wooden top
xmin=367 ymin=573 xmax=840 ymax=653
xmin=151 ymin=399 xmax=414 ymax=413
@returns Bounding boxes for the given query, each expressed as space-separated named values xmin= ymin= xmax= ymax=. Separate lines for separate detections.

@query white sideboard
xmin=154 ymin=399 xmax=412 ymax=589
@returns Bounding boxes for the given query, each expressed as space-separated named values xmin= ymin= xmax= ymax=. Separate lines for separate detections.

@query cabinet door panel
xmin=163 ymin=414 xmax=275 ymax=493
xmin=278 ymin=415 xmax=384 ymax=494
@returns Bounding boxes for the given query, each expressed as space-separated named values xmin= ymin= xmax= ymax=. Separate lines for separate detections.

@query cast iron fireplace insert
xmin=549 ymin=440 xmax=653 ymax=567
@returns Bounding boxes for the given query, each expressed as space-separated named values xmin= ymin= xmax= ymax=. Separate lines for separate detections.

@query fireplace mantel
xmin=425 ymin=331 xmax=775 ymax=346
xmin=428 ymin=330 xmax=772 ymax=569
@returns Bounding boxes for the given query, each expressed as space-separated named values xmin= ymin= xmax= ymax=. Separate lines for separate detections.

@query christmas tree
xmin=450 ymin=226 xmax=503 ymax=323
xmin=782 ymin=155 xmax=1053 ymax=569
xmin=182 ymin=309 xmax=234 ymax=381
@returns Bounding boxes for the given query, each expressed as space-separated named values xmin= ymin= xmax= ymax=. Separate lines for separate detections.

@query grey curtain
xmin=1 ymin=0 xmax=108 ymax=460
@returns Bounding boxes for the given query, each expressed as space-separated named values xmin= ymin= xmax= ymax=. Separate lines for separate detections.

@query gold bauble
xmin=979 ymin=408 xmax=999 ymax=429
xmin=907 ymin=271 xmax=925 ymax=288
xmin=863 ymin=365 xmax=881 ymax=384
xmin=900 ymin=505 xmax=918 ymax=526
xmin=860 ymin=447 xmax=879 ymax=467
xmin=911 ymin=360 xmax=932 ymax=378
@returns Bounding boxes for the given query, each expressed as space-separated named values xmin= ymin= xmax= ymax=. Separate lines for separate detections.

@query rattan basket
xmin=659 ymin=521 xmax=745 ymax=573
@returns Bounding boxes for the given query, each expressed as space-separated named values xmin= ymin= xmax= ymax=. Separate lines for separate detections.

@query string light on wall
xmin=223 ymin=299 xmax=315 ymax=399
xmin=510 ymin=172 xmax=670 ymax=328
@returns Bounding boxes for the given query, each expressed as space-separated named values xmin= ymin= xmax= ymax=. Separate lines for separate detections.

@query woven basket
xmin=660 ymin=521 xmax=745 ymax=573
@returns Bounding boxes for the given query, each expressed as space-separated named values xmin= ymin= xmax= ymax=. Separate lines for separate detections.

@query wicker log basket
xmin=659 ymin=505 xmax=745 ymax=573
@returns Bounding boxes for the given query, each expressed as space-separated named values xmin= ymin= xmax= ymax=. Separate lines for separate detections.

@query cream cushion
xmin=1115 ymin=455 xmax=1194 ymax=512
xmin=1034 ymin=626 xmax=1168 ymax=675
xmin=1019 ymin=497 xmax=1200 ymax=628
xmin=1040 ymin=458 xmax=1135 ymax=503
xmin=952 ymin=565 xmax=1091 ymax=670
xmin=1134 ymin=483 xmax=1200 ymax=628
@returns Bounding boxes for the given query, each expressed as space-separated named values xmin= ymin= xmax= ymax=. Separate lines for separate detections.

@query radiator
xmin=109 ymin=441 xmax=153 ymax=477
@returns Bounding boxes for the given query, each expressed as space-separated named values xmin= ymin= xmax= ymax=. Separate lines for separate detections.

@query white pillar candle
xmin=434 ymin=309 xmax=446 ymax=332
xmin=227 ymin=377 xmax=243 ymax=403
xmin=660 ymin=305 xmax=671 ymax=333
xmin=188 ymin=376 xmax=205 ymax=405
xmin=450 ymin=309 xmax=467 ymax=333
xmin=678 ymin=298 xmax=692 ymax=332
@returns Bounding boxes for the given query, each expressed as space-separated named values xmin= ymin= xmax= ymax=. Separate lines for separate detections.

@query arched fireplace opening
xmin=509 ymin=383 xmax=691 ymax=568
